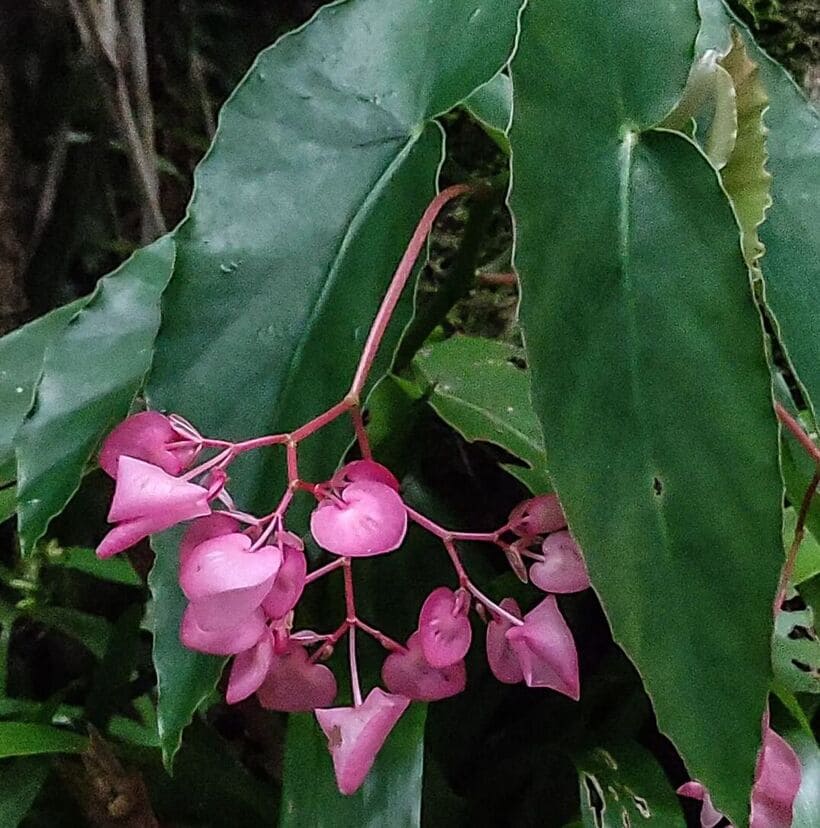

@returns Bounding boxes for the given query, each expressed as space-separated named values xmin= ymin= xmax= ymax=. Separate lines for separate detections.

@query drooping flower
xmin=508 ymin=493 xmax=567 ymax=537
xmin=677 ymin=724 xmax=802 ymax=828
xmin=310 ymin=478 xmax=407 ymax=557
xmin=261 ymin=532 xmax=307 ymax=619
xmin=418 ymin=586 xmax=472 ymax=668
xmin=99 ymin=411 xmax=199 ymax=478
xmin=315 ymin=688 xmax=410 ymax=795
xmin=226 ymin=629 xmax=275 ymax=704
xmin=180 ymin=605 xmax=267 ymax=655
xmin=331 ymin=459 xmax=400 ymax=492
xmin=256 ymin=641 xmax=337 ymax=712
xmin=529 ymin=531 xmax=590 ymax=593
xmin=382 ymin=631 xmax=466 ymax=701
xmin=180 ymin=533 xmax=282 ymax=631
xmin=96 ymin=456 xmax=211 ymax=558
xmin=486 ymin=596 xmax=579 ymax=699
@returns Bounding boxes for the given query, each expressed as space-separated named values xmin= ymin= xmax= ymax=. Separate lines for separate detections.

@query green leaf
xmin=575 ymin=742 xmax=685 ymax=827
xmin=0 ymin=300 xmax=86 ymax=485
xmin=462 ymin=72 xmax=512 ymax=152
xmin=45 ymin=546 xmax=142 ymax=587
xmin=717 ymin=28 xmax=772 ymax=272
xmin=146 ymin=0 xmax=524 ymax=770
xmin=0 ymin=758 xmax=50 ymax=828
xmin=280 ymin=704 xmax=426 ymax=828
xmin=0 ymin=486 xmax=15 ymax=525
xmin=28 ymin=606 xmax=112 ymax=660
xmin=509 ymin=4 xmax=781 ymax=825
xmin=773 ymin=594 xmax=820 ymax=694
xmin=412 ymin=335 xmax=550 ymax=492
xmin=148 ymin=527 xmax=223 ymax=771
xmin=0 ymin=723 xmax=87 ymax=758
xmin=698 ymin=0 xmax=820 ymax=423
xmin=785 ymin=727 xmax=820 ymax=828
xmin=15 ymin=235 xmax=175 ymax=556
xmin=783 ymin=509 xmax=820 ymax=586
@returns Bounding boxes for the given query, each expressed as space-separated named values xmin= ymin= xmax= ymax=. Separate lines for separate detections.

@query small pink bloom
xmin=310 ymin=480 xmax=407 ymax=557
xmin=180 ymin=605 xmax=266 ymax=655
xmin=382 ymin=631 xmax=466 ymax=701
xmin=99 ymin=411 xmax=199 ymax=478
xmin=97 ymin=456 xmax=211 ymax=558
xmin=507 ymin=595 xmax=579 ymax=699
xmin=418 ymin=587 xmax=472 ymax=668
xmin=226 ymin=630 xmax=275 ymax=704
xmin=180 ymin=533 xmax=282 ymax=631
xmin=261 ymin=532 xmax=307 ymax=619
xmin=256 ymin=642 xmax=337 ymax=712
xmin=530 ymin=531 xmax=590 ymax=593
xmin=680 ymin=725 xmax=802 ymax=828
xmin=508 ymin=494 xmax=566 ymax=537
xmin=486 ymin=598 xmax=525 ymax=684
xmin=315 ymin=688 xmax=410 ymax=796
xmin=179 ymin=513 xmax=241 ymax=568
xmin=332 ymin=460 xmax=400 ymax=492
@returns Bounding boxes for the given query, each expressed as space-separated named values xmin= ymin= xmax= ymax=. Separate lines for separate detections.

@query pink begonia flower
xmin=678 ymin=725 xmax=801 ymax=828
xmin=96 ymin=456 xmax=211 ymax=559
xmin=226 ymin=630 xmax=274 ymax=704
xmin=99 ymin=411 xmax=199 ymax=478
xmin=508 ymin=493 xmax=567 ymax=537
xmin=310 ymin=479 xmax=407 ymax=557
xmin=179 ymin=513 xmax=241 ymax=568
xmin=180 ymin=533 xmax=282 ymax=631
xmin=315 ymin=688 xmax=410 ymax=796
xmin=486 ymin=596 xmax=579 ymax=699
xmin=261 ymin=532 xmax=307 ymax=619
xmin=180 ymin=605 xmax=267 ymax=655
xmin=486 ymin=598 xmax=525 ymax=684
xmin=530 ymin=531 xmax=590 ymax=594
xmin=256 ymin=642 xmax=337 ymax=712
xmin=332 ymin=459 xmax=400 ymax=492
xmin=382 ymin=631 xmax=466 ymax=701
xmin=418 ymin=587 xmax=472 ymax=668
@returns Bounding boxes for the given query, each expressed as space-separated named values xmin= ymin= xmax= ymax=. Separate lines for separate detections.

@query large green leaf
xmin=509 ymin=3 xmax=782 ymax=825
xmin=0 ymin=758 xmax=50 ymax=828
xmin=15 ymin=236 xmax=175 ymax=556
xmin=698 ymin=0 xmax=820 ymax=421
xmin=412 ymin=335 xmax=550 ymax=492
xmin=145 ymin=0 xmax=523 ymax=770
xmin=0 ymin=723 xmax=87 ymax=758
xmin=280 ymin=705 xmax=426 ymax=828
xmin=462 ymin=72 xmax=512 ymax=152
xmin=0 ymin=300 xmax=86 ymax=485
xmin=575 ymin=742 xmax=685 ymax=827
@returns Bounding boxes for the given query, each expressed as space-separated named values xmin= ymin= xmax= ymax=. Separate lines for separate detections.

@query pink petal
xmin=226 ymin=631 xmax=274 ymax=704
xmin=486 ymin=598 xmax=524 ymax=683
xmin=96 ymin=515 xmax=160 ymax=559
xmin=530 ymin=531 xmax=590 ymax=593
xmin=382 ymin=631 xmax=466 ymax=701
xmin=256 ymin=643 xmax=337 ymax=712
xmin=677 ymin=782 xmax=724 ymax=828
xmin=108 ymin=456 xmax=210 ymax=522
xmin=99 ymin=411 xmax=198 ymax=478
xmin=310 ymin=480 xmax=407 ymax=557
xmin=315 ymin=688 xmax=410 ymax=796
xmin=751 ymin=728 xmax=801 ymax=828
xmin=332 ymin=460 xmax=400 ymax=492
xmin=179 ymin=513 xmax=241 ymax=568
xmin=418 ymin=587 xmax=472 ymax=668
xmin=508 ymin=494 xmax=567 ymax=537
xmin=180 ymin=605 xmax=266 ymax=655
xmin=506 ymin=595 xmax=579 ymax=699
xmin=261 ymin=542 xmax=307 ymax=619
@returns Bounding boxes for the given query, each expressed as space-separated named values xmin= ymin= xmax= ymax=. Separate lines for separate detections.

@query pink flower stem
xmin=231 ymin=433 xmax=290 ymax=453
xmin=286 ymin=440 xmax=299 ymax=484
xmin=349 ymin=407 xmax=372 ymax=459
xmin=775 ymin=402 xmax=820 ymax=466
xmin=220 ymin=509 xmax=261 ymax=526
xmin=291 ymin=400 xmax=352 ymax=442
xmin=310 ymin=621 xmax=349 ymax=663
xmin=443 ymin=538 xmax=523 ymax=627
xmin=250 ymin=489 xmax=294 ymax=550
xmin=348 ymin=184 xmax=470 ymax=400
xmin=342 ymin=559 xmax=364 ymax=706
xmin=181 ymin=447 xmax=234 ymax=481
xmin=305 ymin=557 xmax=346 ymax=585
xmin=355 ymin=619 xmax=405 ymax=653
xmin=405 ymin=506 xmax=501 ymax=543
xmin=776 ymin=470 xmax=820 ymax=613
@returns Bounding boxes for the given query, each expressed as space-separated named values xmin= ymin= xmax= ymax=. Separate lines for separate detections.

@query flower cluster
xmin=96 ymin=408 xmax=590 ymax=795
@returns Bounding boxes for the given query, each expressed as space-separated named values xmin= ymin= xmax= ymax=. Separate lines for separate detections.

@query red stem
xmin=405 ymin=506 xmax=501 ymax=543
xmin=775 ymin=402 xmax=820 ymax=466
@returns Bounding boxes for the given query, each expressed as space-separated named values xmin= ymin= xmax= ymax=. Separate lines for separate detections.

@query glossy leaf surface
xmin=510 ymin=2 xmax=782 ymax=823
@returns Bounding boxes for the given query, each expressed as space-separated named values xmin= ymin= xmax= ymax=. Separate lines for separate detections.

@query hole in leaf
xmin=583 ymin=774 xmax=606 ymax=828
xmin=782 ymin=595 xmax=807 ymax=612
xmin=507 ymin=355 xmax=527 ymax=370
xmin=631 ymin=795 xmax=651 ymax=819
xmin=787 ymin=625 xmax=815 ymax=641
xmin=652 ymin=477 xmax=663 ymax=496
xmin=792 ymin=659 xmax=813 ymax=673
